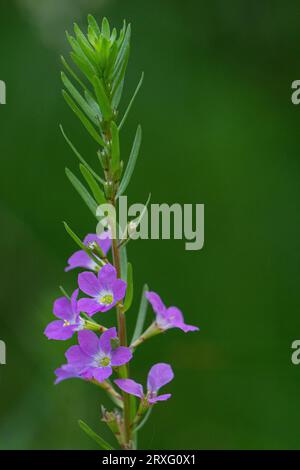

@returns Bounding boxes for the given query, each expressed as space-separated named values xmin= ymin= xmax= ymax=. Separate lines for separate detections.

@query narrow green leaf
xmin=111 ymin=78 xmax=124 ymax=110
xmin=119 ymin=72 xmax=144 ymax=130
xmin=66 ymin=32 xmax=83 ymax=57
xmin=130 ymin=394 xmax=138 ymax=449
xmin=111 ymin=121 xmax=120 ymax=173
xmin=131 ymin=284 xmax=149 ymax=343
xmin=63 ymin=221 xmax=86 ymax=250
xmin=74 ymin=23 xmax=97 ymax=65
xmin=84 ymin=91 xmax=102 ymax=119
xmin=70 ymin=51 xmax=95 ymax=84
xmin=62 ymin=90 xmax=104 ymax=146
xmin=114 ymin=24 xmax=131 ymax=80
xmin=63 ymin=222 xmax=100 ymax=265
xmin=78 ymin=420 xmax=114 ymax=450
xmin=117 ymin=20 xmax=126 ymax=48
xmin=134 ymin=193 xmax=151 ymax=227
xmin=59 ymin=285 xmax=71 ymax=299
xmin=112 ymin=46 xmax=130 ymax=101
xmin=119 ymin=193 xmax=151 ymax=250
xmin=120 ymin=245 xmax=128 ymax=280
xmin=105 ymin=40 xmax=118 ymax=80
xmin=123 ymin=263 xmax=133 ymax=312
xmin=101 ymin=17 xmax=110 ymax=40
xmin=134 ymin=408 xmax=153 ymax=433
xmin=110 ymin=27 xmax=117 ymax=43
xmin=60 ymin=125 xmax=104 ymax=184
xmin=79 ymin=164 xmax=106 ymax=205
xmin=65 ymin=167 xmax=98 ymax=217
xmin=93 ymin=75 xmax=112 ymax=121
xmin=88 ymin=24 xmax=98 ymax=47
xmin=61 ymin=72 xmax=97 ymax=124
xmin=111 ymin=25 xmax=131 ymax=106
xmin=95 ymin=35 xmax=110 ymax=69
xmin=67 ymin=32 xmax=97 ymax=77
xmin=88 ymin=14 xmax=101 ymax=37
xmin=117 ymin=125 xmax=142 ymax=196
xmin=61 ymin=55 xmax=86 ymax=91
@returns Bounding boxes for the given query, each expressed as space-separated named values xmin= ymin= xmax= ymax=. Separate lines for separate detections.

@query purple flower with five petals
xmin=55 ymin=328 xmax=132 ymax=383
xmin=146 ymin=291 xmax=199 ymax=333
xmin=115 ymin=363 xmax=174 ymax=404
xmin=65 ymin=231 xmax=111 ymax=272
xmin=78 ymin=264 xmax=126 ymax=316
xmin=44 ymin=289 xmax=84 ymax=340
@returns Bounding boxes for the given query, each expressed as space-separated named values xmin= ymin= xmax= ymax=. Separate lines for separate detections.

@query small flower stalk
xmin=45 ymin=15 xmax=199 ymax=450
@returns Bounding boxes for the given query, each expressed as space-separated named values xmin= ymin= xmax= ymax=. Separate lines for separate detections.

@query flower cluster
xmin=46 ymin=15 xmax=200 ymax=450
xmin=46 ymin=237 xmax=198 ymax=381
xmin=45 ymin=232 xmax=198 ymax=446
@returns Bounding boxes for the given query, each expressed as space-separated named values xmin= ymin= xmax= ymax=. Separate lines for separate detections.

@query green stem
xmin=84 ymin=319 xmax=107 ymax=333
xmin=130 ymin=323 xmax=161 ymax=349
xmin=111 ymin=212 xmax=132 ymax=447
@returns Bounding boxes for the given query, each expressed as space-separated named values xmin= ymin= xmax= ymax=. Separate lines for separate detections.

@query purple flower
xmin=78 ymin=264 xmax=126 ymax=316
xmin=44 ymin=289 xmax=84 ymax=340
xmin=146 ymin=291 xmax=199 ymax=333
xmin=65 ymin=231 xmax=111 ymax=272
xmin=55 ymin=328 xmax=132 ymax=384
xmin=115 ymin=363 xmax=174 ymax=404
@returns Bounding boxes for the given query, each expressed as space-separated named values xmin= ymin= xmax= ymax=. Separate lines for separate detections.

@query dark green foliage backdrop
xmin=1 ymin=0 xmax=300 ymax=449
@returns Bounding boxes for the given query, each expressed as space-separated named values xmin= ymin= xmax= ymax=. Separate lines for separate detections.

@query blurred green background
xmin=1 ymin=0 xmax=300 ymax=450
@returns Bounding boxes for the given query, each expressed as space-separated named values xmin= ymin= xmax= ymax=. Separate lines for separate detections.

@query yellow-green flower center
xmin=63 ymin=320 xmax=71 ymax=327
xmin=100 ymin=294 xmax=113 ymax=305
xmin=99 ymin=356 xmax=111 ymax=367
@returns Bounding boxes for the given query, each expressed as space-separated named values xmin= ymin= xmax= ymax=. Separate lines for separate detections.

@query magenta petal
xmin=166 ymin=307 xmax=199 ymax=332
xmin=55 ymin=364 xmax=83 ymax=384
xmin=53 ymin=296 xmax=73 ymax=320
xmin=65 ymin=345 xmax=91 ymax=365
xmin=65 ymin=250 xmax=96 ymax=272
xmin=77 ymin=298 xmax=101 ymax=316
xmin=97 ymin=230 xmax=112 ymax=255
xmin=93 ymin=366 xmax=112 ymax=383
xmin=84 ymin=232 xmax=111 ymax=256
xmin=110 ymin=346 xmax=132 ymax=366
xmin=78 ymin=330 xmax=99 ymax=357
xmin=70 ymin=288 xmax=79 ymax=314
xmin=44 ymin=320 xmax=74 ymax=340
xmin=98 ymin=264 xmax=117 ymax=289
xmin=112 ymin=279 xmax=127 ymax=302
xmin=84 ymin=233 xmax=99 ymax=245
xmin=146 ymin=291 xmax=166 ymax=316
xmin=78 ymin=271 xmax=101 ymax=296
xmin=176 ymin=322 xmax=199 ymax=332
xmin=65 ymin=345 xmax=81 ymax=363
xmin=99 ymin=327 xmax=117 ymax=354
xmin=165 ymin=306 xmax=183 ymax=324
xmin=149 ymin=393 xmax=172 ymax=404
xmin=80 ymin=367 xmax=94 ymax=380
xmin=114 ymin=379 xmax=144 ymax=398
xmin=147 ymin=363 xmax=174 ymax=393
xmin=96 ymin=302 xmax=116 ymax=313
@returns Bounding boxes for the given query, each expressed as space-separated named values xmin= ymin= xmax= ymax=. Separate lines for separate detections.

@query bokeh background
xmin=1 ymin=0 xmax=300 ymax=450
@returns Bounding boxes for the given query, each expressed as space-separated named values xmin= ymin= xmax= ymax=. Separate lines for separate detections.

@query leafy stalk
xmin=60 ymin=16 xmax=146 ymax=450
